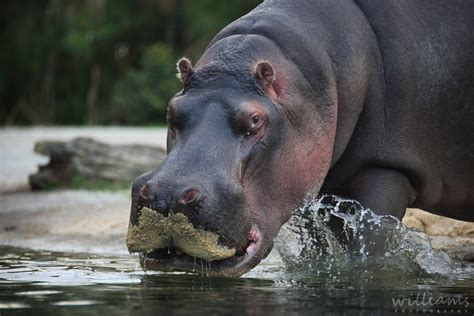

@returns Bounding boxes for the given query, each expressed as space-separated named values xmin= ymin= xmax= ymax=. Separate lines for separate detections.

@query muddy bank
xmin=0 ymin=190 xmax=131 ymax=255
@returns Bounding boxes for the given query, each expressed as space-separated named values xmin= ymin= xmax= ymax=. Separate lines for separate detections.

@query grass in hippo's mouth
xmin=127 ymin=207 xmax=238 ymax=261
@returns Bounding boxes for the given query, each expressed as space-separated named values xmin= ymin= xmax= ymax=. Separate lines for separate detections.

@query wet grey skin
xmin=128 ymin=0 xmax=474 ymax=277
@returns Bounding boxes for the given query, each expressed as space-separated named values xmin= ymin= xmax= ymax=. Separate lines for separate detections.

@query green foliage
xmin=1 ymin=0 xmax=262 ymax=126
xmin=71 ymin=175 xmax=130 ymax=191
xmin=109 ymin=43 xmax=180 ymax=125
xmin=181 ymin=0 xmax=263 ymax=60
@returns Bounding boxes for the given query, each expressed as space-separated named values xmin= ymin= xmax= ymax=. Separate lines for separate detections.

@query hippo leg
xmin=339 ymin=168 xmax=417 ymax=219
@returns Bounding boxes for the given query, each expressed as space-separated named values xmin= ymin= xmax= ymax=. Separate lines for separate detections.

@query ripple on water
xmin=0 ymin=302 xmax=30 ymax=309
xmin=51 ymin=300 xmax=99 ymax=306
xmin=16 ymin=290 xmax=62 ymax=296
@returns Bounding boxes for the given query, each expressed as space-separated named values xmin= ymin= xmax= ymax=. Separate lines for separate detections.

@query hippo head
xmin=127 ymin=35 xmax=337 ymax=277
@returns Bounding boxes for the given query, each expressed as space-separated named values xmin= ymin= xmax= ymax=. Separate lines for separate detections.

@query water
xmin=1 ymin=195 xmax=473 ymax=315
xmin=276 ymin=195 xmax=474 ymax=284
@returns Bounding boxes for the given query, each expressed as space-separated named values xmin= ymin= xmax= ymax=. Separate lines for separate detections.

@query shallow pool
xmin=1 ymin=195 xmax=473 ymax=315
xmin=0 ymin=246 xmax=473 ymax=315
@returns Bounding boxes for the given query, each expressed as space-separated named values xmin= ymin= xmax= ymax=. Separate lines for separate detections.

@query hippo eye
xmin=251 ymin=114 xmax=260 ymax=127
xmin=246 ymin=113 xmax=264 ymax=136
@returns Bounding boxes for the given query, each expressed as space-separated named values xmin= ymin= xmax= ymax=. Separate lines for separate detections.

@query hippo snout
xmin=127 ymin=170 xmax=266 ymax=277
xmin=131 ymin=176 xmax=231 ymax=234
xmin=138 ymin=179 xmax=205 ymax=218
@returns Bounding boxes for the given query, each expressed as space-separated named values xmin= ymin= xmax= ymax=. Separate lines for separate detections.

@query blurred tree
xmin=181 ymin=0 xmax=262 ymax=60
xmin=0 ymin=0 xmax=261 ymax=126
xmin=109 ymin=43 xmax=179 ymax=125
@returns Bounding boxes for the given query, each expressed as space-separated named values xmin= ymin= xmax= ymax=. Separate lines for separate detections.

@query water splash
xmin=274 ymin=195 xmax=469 ymax=286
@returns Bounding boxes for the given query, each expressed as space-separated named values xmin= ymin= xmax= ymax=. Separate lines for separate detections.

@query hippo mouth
xmin=127 ymin=207 xmax=264 ymax=277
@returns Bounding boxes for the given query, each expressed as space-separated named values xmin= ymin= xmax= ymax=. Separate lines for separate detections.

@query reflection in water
xmin=1 ymin=271 xmax=473 ymax=315
xmin=0 ymin=195 xmax=473 ymax=315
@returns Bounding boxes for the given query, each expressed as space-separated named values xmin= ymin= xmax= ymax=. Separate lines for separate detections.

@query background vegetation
xmin=1 ymin=0 xmax=261 ymax=126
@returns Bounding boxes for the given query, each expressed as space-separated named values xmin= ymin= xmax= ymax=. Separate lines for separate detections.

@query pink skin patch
xmin=246 ymin=226 xmax=261 ymax=254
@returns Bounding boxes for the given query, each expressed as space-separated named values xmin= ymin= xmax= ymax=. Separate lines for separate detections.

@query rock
xmin=403 ymin=208 xmax=474 ymax=237
xmin=430 ymin=236 xmax=474 ymax=261
xmin=403 ymin=208 xmax=474 ymax=261
xmin=29 ymin=137 xmax=166 ymax=190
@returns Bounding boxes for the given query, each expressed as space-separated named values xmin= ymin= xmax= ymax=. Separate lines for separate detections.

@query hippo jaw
xmin=138 ymin=229 xmax=267 ymax=278
xmin=127 ymin=207 xmax=268 ymax=277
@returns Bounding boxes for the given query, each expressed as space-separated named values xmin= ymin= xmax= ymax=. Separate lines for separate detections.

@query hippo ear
xmin=176 ymin=57 xmax=194 ymax=85
xmin=254 ymin=61 xmax=275 ymax=87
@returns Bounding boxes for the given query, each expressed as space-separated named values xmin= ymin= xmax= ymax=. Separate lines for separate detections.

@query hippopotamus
xmin=127 ymin=0 xmax=474 ymax=276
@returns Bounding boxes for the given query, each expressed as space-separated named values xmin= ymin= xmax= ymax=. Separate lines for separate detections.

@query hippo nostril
xmin=178 ymin=188 xmax=201 ymax=207
xmin=139 ymin=185 xmax=150 ymax=200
